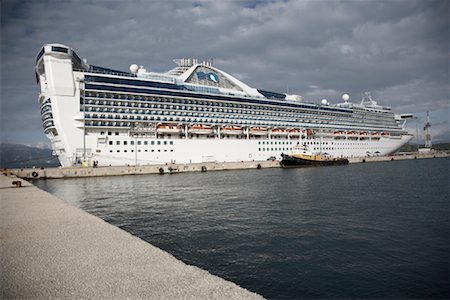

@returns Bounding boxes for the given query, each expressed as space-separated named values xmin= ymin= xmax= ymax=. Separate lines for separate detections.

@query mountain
xmin=397 ymin=142 xmax=450 ymax=152
xmin=0 ymin=143 xmax=60 ymax=169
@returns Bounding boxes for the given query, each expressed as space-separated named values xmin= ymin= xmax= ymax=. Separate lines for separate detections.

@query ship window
xmin=169 ymin=141 xmax=173 ymax=145
xmin=144 ymin=141 xmax=148 ymax=145
xmin=131 ymin=150 xmax=134 ymax=152
xmin=116 ymin=141 xmax=120 ymax=145
xmin=109 ymin=141 xmax=113 ymax=145
xmin=138 ymin=141 xmax=141 ymax=145
xmin=109 ymin=150 xmax=112 ymax=153
xmin=152 ymin=149 xmax=154 ymax=152
xmin=170 ymin=149 xmax=173 ymax=152
xmin=124 ymin=141 xmax=127 ymax=145
xmin=131 ymin=141 xmax=134 ymax=145
xmin=164 ymin=149 xmax=167 ymax=152
xmin=117 ymin=150 xmax=120 ymax=152
xmin=163 ymin=141 xmax=167 ymax=145
xmin=124 ymin=150 xmax=127 ymax=152
xmin=115 ymin=132 xmax=119 ymax=135
xmin=100 ymin=131 xmax=105 ymax=135
xmin=151 ymin=141 xmax=155 ymax=145
xmin=51 ymin=46 xmax=68 ymax=53
xmin=108 ymin=131 xmax=112 ymax=135
xmin=157 ymin=141 xmax=161 ymax=145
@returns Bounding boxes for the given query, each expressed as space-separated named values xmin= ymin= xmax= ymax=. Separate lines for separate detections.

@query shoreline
xmin=5 ymin=151 xmax=449 ymax=180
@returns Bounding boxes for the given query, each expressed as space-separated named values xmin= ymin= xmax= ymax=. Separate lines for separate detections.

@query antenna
xmin=424 ymin=111 xmax=432 ymax=148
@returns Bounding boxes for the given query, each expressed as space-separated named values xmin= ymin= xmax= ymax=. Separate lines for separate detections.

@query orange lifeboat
xmin=221 ymin=126 xmax=243 ymax=135
xmin=288 ymin=129 xmax=302 ymax=137
xmin=156 ymin=124 xmax=182 ymax=134
xmin=250 ymin=127 xmax=268 ymax=136
xmin=271 ymin=128 xmax=289 ymax=136
xmin=189 ymin=124 xmax=214 ymax=135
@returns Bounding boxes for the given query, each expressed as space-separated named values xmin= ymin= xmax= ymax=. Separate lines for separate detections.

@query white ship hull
xmin=35 ymin=44 xmax=414 ymax=167
xmin=65 ymin=134 xmax=412 ymax=167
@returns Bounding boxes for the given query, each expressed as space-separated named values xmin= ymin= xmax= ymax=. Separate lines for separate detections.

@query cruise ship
xmin=35 ymin=44 xmax=414 ymax=167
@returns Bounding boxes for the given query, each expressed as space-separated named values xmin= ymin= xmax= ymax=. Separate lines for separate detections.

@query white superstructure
xmin=35 ymin=44 xmax=414 ymax=167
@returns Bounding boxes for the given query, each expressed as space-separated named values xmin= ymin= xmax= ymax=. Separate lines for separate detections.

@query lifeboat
xmin=271 ymin=128 xmax=289 ymax=136
xmin=189 ymin=124 xmax=214 ymax=135
xmin=221 ymin=126 xmax=243 ymax=135
xmin=250 ymin=127 xmax=268 ymax=136
xmin=334 ymin=131 xmax=342 ymax=135
xmin=381 ymin=132 xmax=390 ymax=136
xmin=288 ymin=129 xmax=302 ymax=137
xmin=156 ymin=124 xmax=182 ymax=134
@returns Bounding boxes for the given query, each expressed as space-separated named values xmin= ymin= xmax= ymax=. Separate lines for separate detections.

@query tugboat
xmin=280 ymin=144 xmax=349 ymax=167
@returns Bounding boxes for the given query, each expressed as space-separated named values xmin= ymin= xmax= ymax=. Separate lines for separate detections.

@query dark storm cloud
xmin=1 ymin=0 xmax=449 ymax=146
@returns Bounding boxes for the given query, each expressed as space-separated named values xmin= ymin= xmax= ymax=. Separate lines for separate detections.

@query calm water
xmin=34 ymin=158 xmax=450 ymax=299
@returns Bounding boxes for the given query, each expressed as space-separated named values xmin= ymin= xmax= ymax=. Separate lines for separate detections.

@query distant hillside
xmin=397 ymin=143 xmax=450 ymax=152
xmin=0 ymin=143 xmax=60 ymax=168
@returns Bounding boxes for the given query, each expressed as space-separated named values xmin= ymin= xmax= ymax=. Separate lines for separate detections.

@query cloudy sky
xmin=1 ymin=0 xmax=449 ymax=147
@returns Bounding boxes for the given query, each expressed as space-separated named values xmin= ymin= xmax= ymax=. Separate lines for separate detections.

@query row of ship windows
xmin=82 ymin=98 xmax=337 ymax=118
xmin=83 ymin=86 xmax=349 ymax=114
xmin=81 ymin=101 xmax=396 ymax=126
xmin=109 ymin=149 xmax=174 ymax=153
xmin=84 ymin=114 xmax=398 ymax=130
xmin=108 ymin=140 xmax=174 ymax=146
xmin=259 ymin=148 xmax=293 ymax=152
xmin=85 ymin=87 xmax=393 ymax=120
xmin=259 ymin=141 xmax=293 ymax=145
xmin=82 ymin=92 xmax=394 ymax=123
xmin=258 ymin=141 xmax=338 ymax=146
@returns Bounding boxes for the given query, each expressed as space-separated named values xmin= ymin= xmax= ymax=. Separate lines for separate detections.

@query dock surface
xmin=0 ymin=174 xmax=263 ymax=299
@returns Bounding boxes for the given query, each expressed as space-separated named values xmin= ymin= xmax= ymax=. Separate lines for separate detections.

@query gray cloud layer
xmin=1 ymin=0 xmax=449 ymax=146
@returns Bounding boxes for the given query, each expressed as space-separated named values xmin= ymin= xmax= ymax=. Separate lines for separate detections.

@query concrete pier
xmin=0 ymin=174 xmax=263 ymax=299
xmin=7 ymin=151 xmax=450 ymax=179
xmin=10 ymin=160 xmax=280 ymax=179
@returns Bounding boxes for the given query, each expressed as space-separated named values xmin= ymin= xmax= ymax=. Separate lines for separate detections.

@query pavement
xmin=0 ymin=174 xmax=263 ymax=299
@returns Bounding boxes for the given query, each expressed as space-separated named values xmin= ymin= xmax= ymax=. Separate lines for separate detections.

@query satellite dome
xmin=129 ymin=64 xmax=139 ymax=74
xmin=321 ymin=99 xmax=328 ymax=105
xmin=342 ymin=94 xmax=350 ymax=101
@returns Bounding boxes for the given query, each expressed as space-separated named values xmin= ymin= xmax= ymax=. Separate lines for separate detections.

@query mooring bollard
xmin=12 ymin=180 xmax=22 ymax=188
